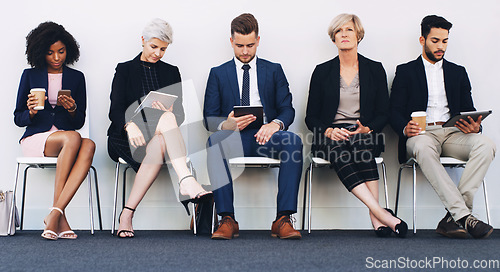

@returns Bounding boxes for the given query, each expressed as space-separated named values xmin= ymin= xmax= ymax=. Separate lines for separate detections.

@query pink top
xmin=48 ymin=73 xmax=62 ymax=107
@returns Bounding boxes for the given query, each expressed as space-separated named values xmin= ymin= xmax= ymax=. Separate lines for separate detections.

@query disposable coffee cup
xmin=411 ymin=111 xmax=426 ymax=134
xmin=30 ymin=88 xmax=46 ymax=110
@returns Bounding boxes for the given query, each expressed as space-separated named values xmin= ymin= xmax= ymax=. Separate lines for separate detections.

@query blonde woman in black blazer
xmin=305 ymin=14 xmax=407 ymax=237
xmin=107 ymin=19 xmax=211 ymax=238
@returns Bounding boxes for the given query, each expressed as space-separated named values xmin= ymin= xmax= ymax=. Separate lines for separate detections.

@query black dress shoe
xmin=374 ymin=226 xmax=392 ymax=237
xmin=463 ymin=215 xmax=493 ymax=239
xmin=436 ymin=212 xmax=467 ymax=239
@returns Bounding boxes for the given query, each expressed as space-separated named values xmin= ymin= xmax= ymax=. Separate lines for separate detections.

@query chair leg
xmin=307 ymin=163 xmax=313 ymax=234
xmin=8 ymin=163 xmax=21 ymax=235
xmin=394 ymin=165 xmax=404 ymax=216
xmin=91 ymin=166 xmax=102 ymax=231
xmin=20 ymin=166 xmax=32 ymax=231
xmin=111 ymin=161 xmax=121 ymax=235
xmin=412 ymin=164 xmax=417 ymax=234
xmin=211 ymin=204 xmax=216 ymax=234
xmin=301 ymin=166 xmax=309 ymax=231
xmin=483 ymin=180 xmax=491 ymax=225
xmin=87 ymin=171 xmax=95 ymax=235
xmin=380 ymin=161 xmax=389 ymax=209
xmin=187 ymin=160 xmax=197 ymax=236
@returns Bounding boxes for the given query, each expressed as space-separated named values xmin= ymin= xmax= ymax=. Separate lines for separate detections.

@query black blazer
xmin=14 ymin=66 xmax=86 ymax=141
xmin=389 ymin=56 xmax=476 ymax=163
xmin=305 ymin=54 xmax=389 ymax=154
xmin=107 ymin=53 xmax=185 ymax=140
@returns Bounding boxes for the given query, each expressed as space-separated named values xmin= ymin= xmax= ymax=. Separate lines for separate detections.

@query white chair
xmin=8 ymin=115 xmax=102 ymax=235
xmin=110 ymin=156 xmax=200 ymax=235
xmin=301 ymin=156 xmax=388 ymax=234
xmin=208 ymin=157 xmax=282 ymax=233
xmin=394 ymin=157 xmax=491 ymax=234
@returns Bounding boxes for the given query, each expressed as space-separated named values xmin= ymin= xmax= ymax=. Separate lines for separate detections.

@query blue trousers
xmin=207 ymin=129 xmax=303 ymax=215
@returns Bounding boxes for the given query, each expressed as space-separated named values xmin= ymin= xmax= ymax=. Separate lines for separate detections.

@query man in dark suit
xmin=390 ymin=15 xmax=495 ymax=239
xmin=203 ymin=13 xmax=302 ymax=240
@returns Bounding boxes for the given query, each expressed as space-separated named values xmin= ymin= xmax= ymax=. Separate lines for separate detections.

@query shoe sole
xmin=471 ymin=228 xmax=493 ymax=239
xmin=211 ymin=234 xmax=239 ymax=240
xmin=436 ymin=228 xmax=468 ymax=239
xmin=271 ymin=233 xmax=302 ymax=239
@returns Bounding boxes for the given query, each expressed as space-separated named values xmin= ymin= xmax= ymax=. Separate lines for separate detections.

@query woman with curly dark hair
xmin=14 ymin=21 xmax=95 ymax=240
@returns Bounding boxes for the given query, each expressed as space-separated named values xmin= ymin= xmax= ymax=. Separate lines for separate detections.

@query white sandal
xmin=41 ymin=207 xmax=63 ymax=240
xmin=58 ymin=230 xmax=78 ymax=239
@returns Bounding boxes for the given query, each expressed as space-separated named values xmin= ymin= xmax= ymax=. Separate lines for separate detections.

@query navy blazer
xmin=107 ymin=53 xmax=184 ymax=139
xmin=203 ymin=58 xmax=295 ymax=132
xmin=14 ymin=66 xmax=86 ymax=142
xmin=305 ymin=54 xmax=389 ymax=151
xmin=389 ymin=56 xmax=476 ymax=163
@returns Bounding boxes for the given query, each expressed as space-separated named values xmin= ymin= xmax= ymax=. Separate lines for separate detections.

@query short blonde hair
xmin=327 ymin=14 xmax=365 ymax=44
xmin=142 ymin=18 xmax=173 ymax=44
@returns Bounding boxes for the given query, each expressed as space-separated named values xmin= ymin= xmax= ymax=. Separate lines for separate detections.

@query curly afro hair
xmin=25 ymin=21 xmax=80 ymax=68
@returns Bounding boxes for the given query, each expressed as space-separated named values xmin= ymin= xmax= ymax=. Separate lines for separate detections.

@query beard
xmin=424 ymin=45 xmax=445 ymax=63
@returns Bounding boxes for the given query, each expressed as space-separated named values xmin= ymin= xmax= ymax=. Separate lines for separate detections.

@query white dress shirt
xmin=234 ymin=57 xmax=262 ymax=107
xmin=422 ymin=57 xmax=450 ymax=123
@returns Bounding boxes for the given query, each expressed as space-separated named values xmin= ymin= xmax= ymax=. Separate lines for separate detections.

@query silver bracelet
xmin=68 ymin=103 xmax=77 ymax=113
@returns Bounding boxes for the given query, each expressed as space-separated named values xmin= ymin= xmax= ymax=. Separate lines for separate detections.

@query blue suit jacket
xmin=203 ymin=58 xmax=295 ymax=132
xmin=389 ymin=56 xmax=476 ymax=163
xmin=14 ymin=66 xmax=87 ymax=141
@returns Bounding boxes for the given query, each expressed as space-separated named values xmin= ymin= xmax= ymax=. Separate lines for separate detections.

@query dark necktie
xmin=241 ymin=64 xmax=250 ymax=106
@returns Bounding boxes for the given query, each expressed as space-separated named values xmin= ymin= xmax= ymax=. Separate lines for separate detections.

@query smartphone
xmin=345 ymin=124 xmax=358 ymax=132
xmin=56 ymin=90 xmax=71 ymax=106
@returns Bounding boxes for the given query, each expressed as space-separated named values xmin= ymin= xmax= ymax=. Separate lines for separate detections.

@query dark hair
xmin=231 ymin=13 xmax=259 ymax=37
xmin=421 ymin=15 xmax=452 ymax=39
xmin=25 ymin=21 xmax=80 ymax=68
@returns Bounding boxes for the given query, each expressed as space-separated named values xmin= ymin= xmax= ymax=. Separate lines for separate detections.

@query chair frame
xmin=209 ymin=157 xmax=282 ymax=234
xmin=301 ymin=156 xmax=388 ymax=234
xmin=8 ymin=157 xmax=102 ymax=235
xmin=394 ymin=157 xmax=491 ymax=234
xmin=111 ymin=157 xmax=200 ymax=235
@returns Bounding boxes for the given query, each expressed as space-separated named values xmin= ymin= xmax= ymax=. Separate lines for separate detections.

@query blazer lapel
xmin=358 ymin=55 xmax=369 ymax=112
xmin=442 ymin=59 xmax=454 ymax=108
xmin=226 ymin=60 xmax=240 ymax=106
xmin=256 ymin=58 xmax=267 ymax=110
xmin=326 ymin=57 xmax=340 ymax=115
xmin=415 ymin=56 xmax=429 ymax=108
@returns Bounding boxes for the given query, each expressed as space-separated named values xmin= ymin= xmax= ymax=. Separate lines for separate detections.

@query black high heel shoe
xmin=385 ymin=208 xmax=408 ymax=238
xmin=178 ymin=175 xmax=213 ymax=216
xmin=117 ymin=206 xmax=136 ymax=238
xmin=374 ymin=226 xmax=392 ymax=237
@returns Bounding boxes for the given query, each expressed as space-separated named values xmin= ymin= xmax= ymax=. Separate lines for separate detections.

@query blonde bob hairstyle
xmin=142 ymin=18 xmax=173 ymax=44
xmin=327 ymin=13 xmax=365 ymax=44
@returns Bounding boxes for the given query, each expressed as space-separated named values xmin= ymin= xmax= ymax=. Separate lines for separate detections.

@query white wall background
xmin=1 ymin=0 xmax=499 ymax=231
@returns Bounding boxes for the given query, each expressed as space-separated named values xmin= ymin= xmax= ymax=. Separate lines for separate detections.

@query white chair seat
xmin=439 ymin=157 xmax=466 ymax=165
xmin=17 ymin=157 xmax=58 ymax=165
xmin=228 ymin=157 xmax=281 ymax=167
xmin=311 ymin=157 xmax=384 ymax=165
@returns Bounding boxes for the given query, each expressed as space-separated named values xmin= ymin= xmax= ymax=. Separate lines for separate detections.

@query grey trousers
xmin=406 ymin=126 xmax=496 ymax=221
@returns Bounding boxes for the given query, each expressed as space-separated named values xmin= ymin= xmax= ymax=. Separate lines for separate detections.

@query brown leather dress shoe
xmin=271 ymin=215 xmax=302 ymax=239
xmin=211 ymin=216 xmax=239 ymax=240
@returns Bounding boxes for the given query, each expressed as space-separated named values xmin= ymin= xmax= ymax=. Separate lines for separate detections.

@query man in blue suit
xmin=203 ymin=13 xmax=302 ymax=240
xmin=390 ymin=15 xmax=495 ymax=239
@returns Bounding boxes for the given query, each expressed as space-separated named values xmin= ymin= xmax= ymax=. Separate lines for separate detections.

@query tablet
xmin=442 ymin=110 xmax=492 ymax=127
xmin=233 ymin=105 xmax=264 ymax=130
xmin=134 ymin=91 xmax=178 ymax=113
